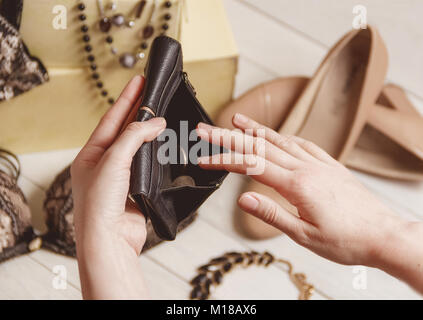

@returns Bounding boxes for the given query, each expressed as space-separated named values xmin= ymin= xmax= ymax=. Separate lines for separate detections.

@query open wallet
xmin=129 ymin=36 xmax=228 ymax=241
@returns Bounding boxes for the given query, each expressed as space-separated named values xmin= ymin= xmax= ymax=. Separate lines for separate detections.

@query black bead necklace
xmin=76 ymin=1 xmax=174 ymax=105
xmin=77 ymin=2 xmax=114 ymax=105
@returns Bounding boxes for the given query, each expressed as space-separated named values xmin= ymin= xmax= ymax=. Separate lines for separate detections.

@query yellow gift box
xmin=0 ymin=0 xmax=238 ymax=154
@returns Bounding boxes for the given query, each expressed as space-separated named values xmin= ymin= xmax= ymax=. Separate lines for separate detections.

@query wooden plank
xmin=28 ymin=250 xmax=81 ymax=290
xmin=29 ymin=249 xmax=190 ymax=300
xmin=140 ymin=256 xmax=192 ymax=300
xmin=233 ymin=57 xmax=276 ymax=98
xmin=222 ymin=0 xmax=325 ymax=78
xmin=0 ymin=255 xmax=81 ymax=299
xmin=352 ymin=171 xmax=423 ymax=220
xmin=18 ymin=148 xmax=79 ymax=190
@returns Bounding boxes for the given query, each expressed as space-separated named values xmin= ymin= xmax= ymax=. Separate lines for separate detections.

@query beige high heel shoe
xmin=217 ymin=77 xmax=309 ymax=131
xmin=279 ymin=26 xmax=423 ymax=180
xmin=279 ymin=26 xmax=388 ymax=163
xmin=347 ymin=84 xmax=423 ymax=180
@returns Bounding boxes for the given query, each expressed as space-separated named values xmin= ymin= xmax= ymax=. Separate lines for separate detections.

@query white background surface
xmin=1 ymin=0 xmax=422 ymax=299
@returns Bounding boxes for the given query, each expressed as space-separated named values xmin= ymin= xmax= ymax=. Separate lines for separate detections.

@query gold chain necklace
xmin=190 ymin=251 xmax=314 ymax=300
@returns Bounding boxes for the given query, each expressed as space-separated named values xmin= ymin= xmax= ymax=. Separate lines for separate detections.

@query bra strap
xmin=0 ymin=0 xmax=23 ymax=29
xmin=0 ymin=148 xmax=21 ymax=181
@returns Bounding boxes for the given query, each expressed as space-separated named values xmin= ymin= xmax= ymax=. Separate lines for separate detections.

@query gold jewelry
xmin=140 ymin=106 xmax=156 ymax=116
xmin=190 ymin=251 xmax=314 ymax=300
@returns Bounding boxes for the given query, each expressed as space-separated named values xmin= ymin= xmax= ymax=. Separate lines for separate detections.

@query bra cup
xmin=43 ymin=166 xmax=76 ymax=256
xmin=0 ymin=170 xmax=35 ymax=262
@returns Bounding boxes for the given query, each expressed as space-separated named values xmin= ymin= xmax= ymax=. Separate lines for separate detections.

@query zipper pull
xmin=183 ymin=72 xmax=196 ymax=96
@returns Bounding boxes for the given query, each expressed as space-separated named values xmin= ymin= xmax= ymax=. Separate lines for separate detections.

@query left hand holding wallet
xmin=129 ymin=36 xmax=228 ymax=241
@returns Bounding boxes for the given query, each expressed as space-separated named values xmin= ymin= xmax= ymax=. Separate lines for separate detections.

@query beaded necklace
xmin=75 ymin=0 xmax=174 ymax=104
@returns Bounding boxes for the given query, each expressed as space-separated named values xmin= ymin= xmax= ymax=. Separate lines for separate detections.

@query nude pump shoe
xmin=279 ymin=26 xmax=388 ymax=163
xmin=279 ymin=26 xmax=423 ymax=180
xmin=217 ymin=77 xmax=309 ymax=131
xmin=347 ymin=84 xmax=423 ymax=180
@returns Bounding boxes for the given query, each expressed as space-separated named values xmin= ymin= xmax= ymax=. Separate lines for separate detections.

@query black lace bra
xmin=0 ymin=149 xmax=35 ymax=261
xmin=0 ymin=0 xmax=48 ymax=102
xmin=0 ymin=149 xmax=197 ymax=263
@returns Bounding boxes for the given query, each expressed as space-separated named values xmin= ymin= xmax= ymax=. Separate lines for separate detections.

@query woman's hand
xmin=71 ymin=76 xmax=166 ymax=299
xmin=196 ymin=113 xmax=423 ymax=293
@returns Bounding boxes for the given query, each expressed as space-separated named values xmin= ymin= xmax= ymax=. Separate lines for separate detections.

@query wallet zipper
xmin=183 ymin=72 xmax=197 ymax=96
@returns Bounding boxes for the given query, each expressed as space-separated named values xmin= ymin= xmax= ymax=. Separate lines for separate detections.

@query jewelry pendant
xmin=119 ymin=53 xmax=136 ymax=68
xmin=112 ymin=14 xmax=125 ymax=27
xmin=97 ymin=0 xmax=112 ymax=32
xmin=142 ymin=0 xmax=157 ymax=39
xmin=109 ymin=1 xmax=117 ymax=11
xmin=136 ymin=51 xmax=146 ymax=60
xmin=136 ymin=0 xmax=147 ymax=19
xmin=143 ymin=25 xmax=154 ymax=39
xmin=98 ymin=17 xmax=111 ymax=32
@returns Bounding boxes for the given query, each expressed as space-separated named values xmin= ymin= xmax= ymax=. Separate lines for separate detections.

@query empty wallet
xmin=129 ymin=36 xmax=228 ymax=241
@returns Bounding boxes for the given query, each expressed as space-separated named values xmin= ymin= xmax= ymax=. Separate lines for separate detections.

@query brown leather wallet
xmin=129 ymin=36 xmax=228 ymax=241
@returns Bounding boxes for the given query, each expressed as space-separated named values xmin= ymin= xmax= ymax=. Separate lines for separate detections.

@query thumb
xmin=102 ymin=117 xmax=166 ymax=167
xmin=238 ymin=191 xmax=310 ymax=244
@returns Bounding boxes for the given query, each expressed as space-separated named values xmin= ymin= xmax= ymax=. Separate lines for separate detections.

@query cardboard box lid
xmin=181 ymin=0 xmax=238 ymax=62
xmin=20 ymin=0 xmax=237 ymax=67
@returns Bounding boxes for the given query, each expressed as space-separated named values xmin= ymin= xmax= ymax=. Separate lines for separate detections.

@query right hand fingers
xmin=196 ymin=121 xmax=297 ymax=198
xmin=238 ymin=191 xmax=313 ymax=245
xmin=197 ymin=122 xmax=302 ymax=170
xmin=198 ymin=152 xmax=294 ymax=199
xmin=232 ymin=113 xmax=338 ymax=165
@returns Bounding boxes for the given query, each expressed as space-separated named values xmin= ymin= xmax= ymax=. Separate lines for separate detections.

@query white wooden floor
xmin=2 ymin=0 xmax=423 ymax=299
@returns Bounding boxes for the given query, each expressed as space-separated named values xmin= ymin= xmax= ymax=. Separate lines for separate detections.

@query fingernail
xmin=133 ymin=75 xmax=142 ymax=82
xmin=245 ymin=154 xmax=258 ymax=167
xmin=157 ymin=127 xmax=166 ymax=136
xmin=197 ymin=122 xmax=214 ymax=133
xmin=197 ymin=156 xmax=210 ymax=165
xmin=196 ymin=128 xmax=209 ymax=138
xmin=239 ymin=194 xmax=259 ymax=211
xmin=234 ymin=113 xmax=249 ymax=125
xmin=149 ymin=117 xmax=166 ymax=127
